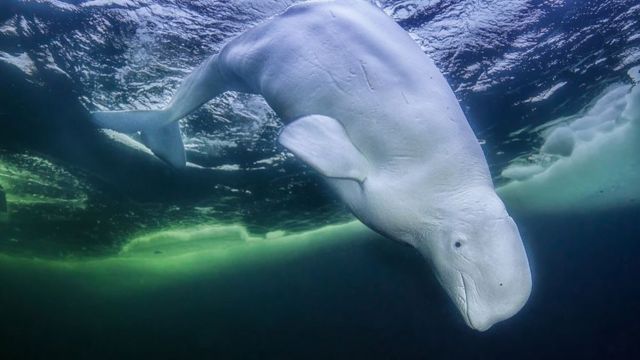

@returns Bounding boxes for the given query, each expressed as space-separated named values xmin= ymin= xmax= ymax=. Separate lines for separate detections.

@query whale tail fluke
xmin=622 ymin=83 xmax=640 ymax=126
xmin=91 ymin=109 xmax=173 ymax=134
xmin=89 ymin=54 xmax=233 ymax=168
xmin=141 ymin=121 xmax=186 ymax=168
xmin=91 ymin=109 xmax=187 ymax=168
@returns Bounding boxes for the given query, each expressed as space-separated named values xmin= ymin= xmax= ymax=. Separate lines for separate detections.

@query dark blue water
xmin=1 ymin=210 xmax=639 ymax=358
xmin=1 ymin=0 xmax=639 ymax=358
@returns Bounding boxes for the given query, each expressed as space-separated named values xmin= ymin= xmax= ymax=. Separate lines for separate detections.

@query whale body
xmin=91 ymin=0 xmax=531 ymax=331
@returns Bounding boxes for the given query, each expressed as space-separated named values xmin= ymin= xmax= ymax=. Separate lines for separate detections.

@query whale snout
xmin=458 ymin=222 xmax=532 ymax=331
xmin=466 ymin=301 xmax=528 ymax=332
xmin=458 ymin=268 xmax=532 ymax=331
xmin=431 ymin=215 xmax=532 ymax=331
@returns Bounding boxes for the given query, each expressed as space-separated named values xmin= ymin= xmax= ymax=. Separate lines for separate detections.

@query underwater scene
xmin=1 ymin=0 xmax=639 ymax=358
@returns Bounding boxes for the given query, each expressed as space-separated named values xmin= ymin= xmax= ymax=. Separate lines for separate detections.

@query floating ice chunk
xmin=541 ymin=126 xmax=574 ymax=156
xmin=0 ymin=52 xmax=37 ymax=76
xmin=594 ymin=120 xmax=616 ymax=133
xmin=620 ymin=82 xmax=640 ymax=124
xmin=570 ymin=85 xmax=629 ymax=131
xmin=41 ymin=0 xmax=77 ymax=11
xmin=501 ymin=164 xmax=546 ymax=181
xmin=629 ymin=66 xmax=640 ymax=83
xmin=574 ymin=128 xmax=596 ymax=142
xmin=0 ymin=18 xmax=18 ymax=38
xmin=523 ymin=81 xmax=567 ymax=103
xmin=497 ymin=82 xmax=640 ymax=214
xmin=42 ymin=49 xmax=70 ymax=78
xmin=211 ymin=164 xmax=241 ymax=171
xmin=80 ymin=0 xmax=138 ymax=7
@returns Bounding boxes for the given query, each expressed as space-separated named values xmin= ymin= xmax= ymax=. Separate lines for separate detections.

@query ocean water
xmin=1 ymin=0 xmax=639 ymax=358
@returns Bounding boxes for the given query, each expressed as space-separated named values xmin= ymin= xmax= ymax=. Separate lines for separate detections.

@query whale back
xmin=218 ymin=0 xmax=490 ymax=186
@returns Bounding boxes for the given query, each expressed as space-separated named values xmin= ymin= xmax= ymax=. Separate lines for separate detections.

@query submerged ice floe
xmin=0 ymin=220 xmax=374 ymax=294
xmin=0 ymin=184 xmax=6 ymax=223
xmin=497 ymin=67 xmax=640 ymax=214
xmin=0 ymin=151 xmax=89 ymax=209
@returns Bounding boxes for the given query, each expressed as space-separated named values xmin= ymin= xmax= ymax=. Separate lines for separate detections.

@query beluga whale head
xmin=413 ymin=189 xmax=532 ymax=331
xmin=346 ymin=167 xmax=532 ymax=331
xmin=279 ymin=113 xmax=532 ymax=331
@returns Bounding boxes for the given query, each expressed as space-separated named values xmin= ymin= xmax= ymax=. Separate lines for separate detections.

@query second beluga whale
xmin=92 ymin=0 xmax=532 ymax=331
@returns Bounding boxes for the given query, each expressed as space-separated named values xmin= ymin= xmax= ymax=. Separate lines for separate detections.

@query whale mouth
xmin=457 ymin=271 xmax=493 ymax=331
xmin=458 ymin=271 xmax=474 ymax=329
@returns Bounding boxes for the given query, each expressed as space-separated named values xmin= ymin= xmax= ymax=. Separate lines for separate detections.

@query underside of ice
xmin=498 ymin=70 xmax=640 ymax=214
xmin=540 ymin=126 xmax=575 ymax=156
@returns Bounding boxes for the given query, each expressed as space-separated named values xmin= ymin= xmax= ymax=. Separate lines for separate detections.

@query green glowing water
xmin=0 ymin=221 xmax=376 ymax=295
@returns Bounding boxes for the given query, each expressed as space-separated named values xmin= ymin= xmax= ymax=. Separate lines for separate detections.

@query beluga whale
xmin=91 ymin=0 xmax=532 ymax=331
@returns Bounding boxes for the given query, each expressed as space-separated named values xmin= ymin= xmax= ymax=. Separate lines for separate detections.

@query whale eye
xmin=451 ymin=234 xmax=465 ymax=249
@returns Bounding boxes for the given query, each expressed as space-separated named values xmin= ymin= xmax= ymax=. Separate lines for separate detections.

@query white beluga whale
xmin=498 ymin=69 xmax=640 ymax=215
xmin=91 ymin=0 xmax=531 ymax=331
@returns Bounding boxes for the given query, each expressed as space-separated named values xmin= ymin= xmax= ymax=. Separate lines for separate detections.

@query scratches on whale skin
xmin=401 ymin=91 xmax=410 ymax=104
xmin=306 ymin=51 xmax=350 ymax=95
xmin=360 ymin=61 xmax=374 ymax=92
